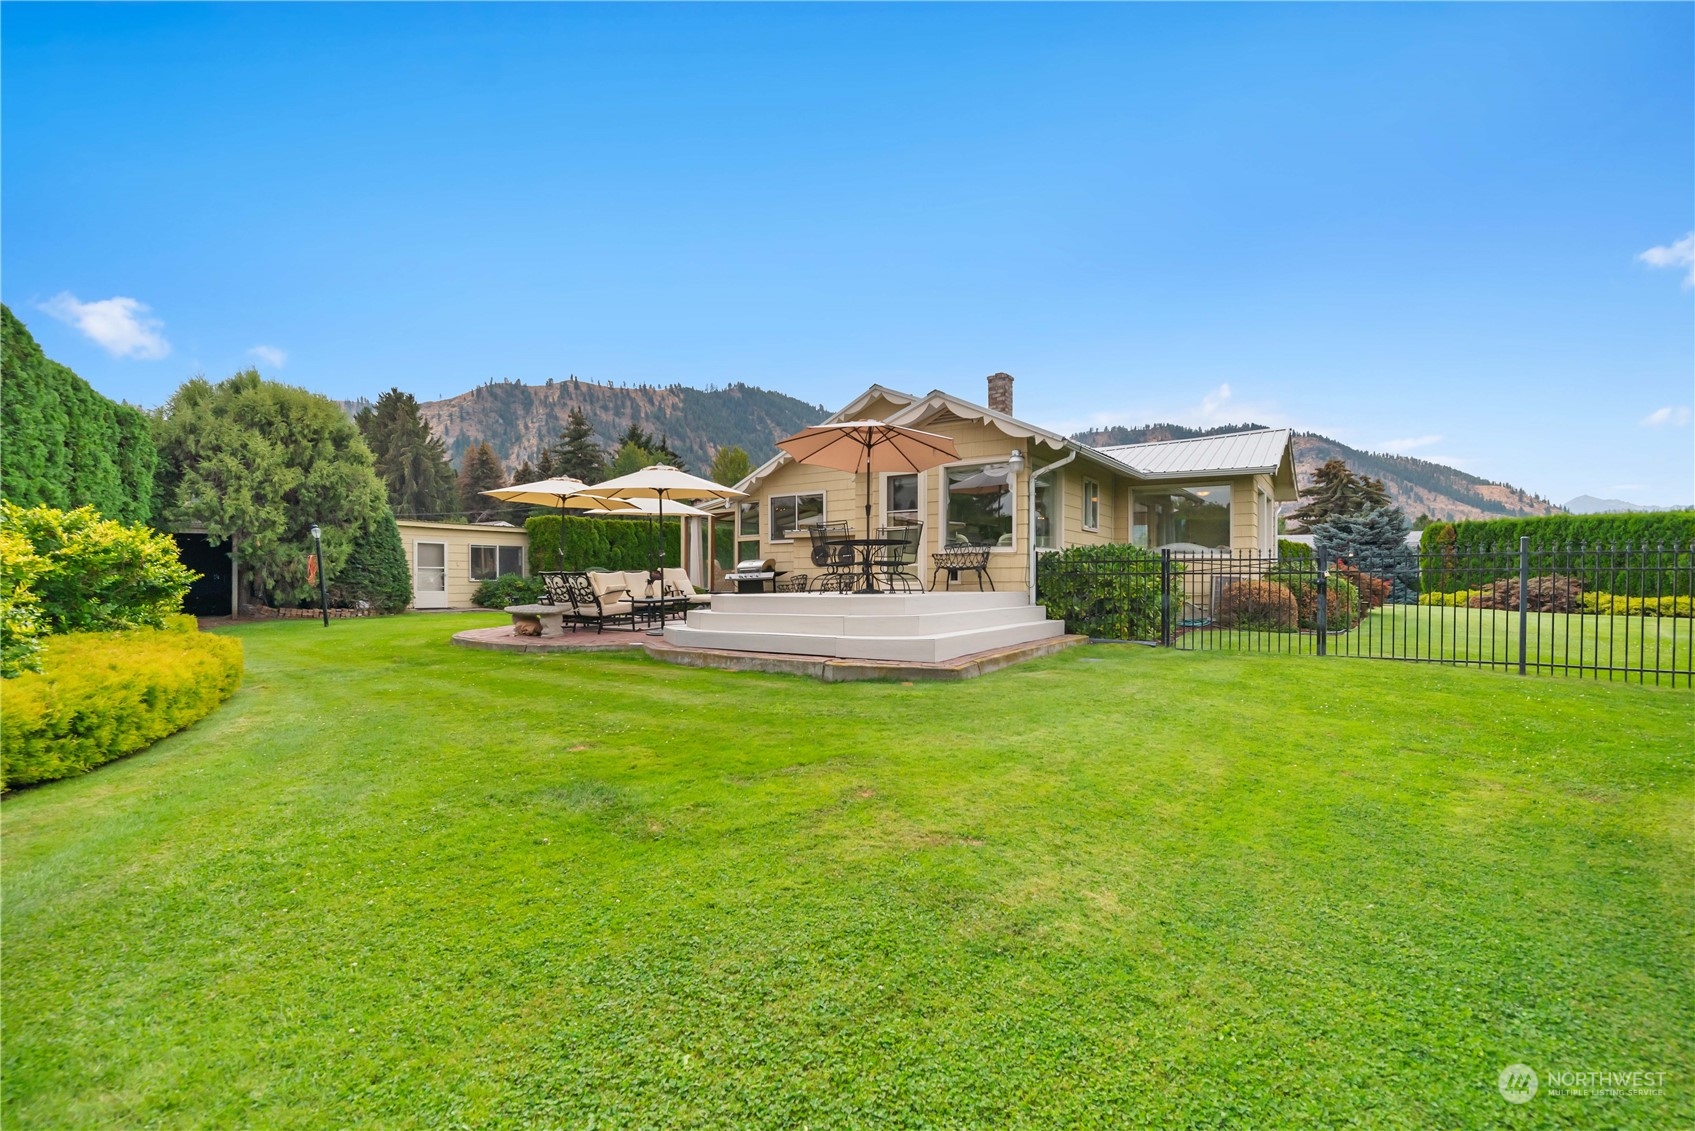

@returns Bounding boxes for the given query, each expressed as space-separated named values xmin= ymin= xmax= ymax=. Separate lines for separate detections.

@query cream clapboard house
xmin=718 ymin=374 xmax=1298 ymax=593
xmin=395 ymin=519 xmax=529 ymax=609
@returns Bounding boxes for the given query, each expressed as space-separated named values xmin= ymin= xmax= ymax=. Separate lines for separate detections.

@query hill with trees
xmin=342 ymin=378 xmax=828 ymax=477
xmin=1072 ymin=422 xmax=1558 ymax=522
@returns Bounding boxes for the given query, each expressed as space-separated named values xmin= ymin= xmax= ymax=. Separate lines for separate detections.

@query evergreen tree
xmin=457 ymin=442 xmax=507 ymax=522
xmin=1312 ymin=505 xmax=1419 ymax=603
xmin=549 ymin=407 xmax=606 ymax=483
xmin=327 ymin=507 xmax=414 ymax=613
xmin=355 ymin=387 xmax=458 ymax=519
xmin=1289 ymin=459 xmax=1390 ymax=531
xmin=708 ymin=444 xmax=752 ymax=486
xmin=502 ymin=460 xmax=539 ymax=525
xmin=152 ymin=370 xmax=393 ymax=607
xmin=535 ymin=449 xmax=557 ymax=479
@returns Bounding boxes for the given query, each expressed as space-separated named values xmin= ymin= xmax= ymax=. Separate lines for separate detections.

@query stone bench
xmin=504 ymin=603 xmax=570 ymax=637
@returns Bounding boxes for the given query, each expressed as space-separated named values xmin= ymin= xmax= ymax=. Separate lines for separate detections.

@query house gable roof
xmin=721 ymin=386 xmax=1298 ymax=504
xmin=1097 ymin=428 xmax=1298 ymax=496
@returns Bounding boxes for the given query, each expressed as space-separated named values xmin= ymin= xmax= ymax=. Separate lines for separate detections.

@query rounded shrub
xmin=472 ymin=574 xmax=546 ymax=609
xmin=1213 ymin=580 xmax=1299 ymax=631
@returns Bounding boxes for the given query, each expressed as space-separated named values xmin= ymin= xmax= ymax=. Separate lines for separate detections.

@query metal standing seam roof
xmin=1096 ymin=428 xmax=1294 ymax=478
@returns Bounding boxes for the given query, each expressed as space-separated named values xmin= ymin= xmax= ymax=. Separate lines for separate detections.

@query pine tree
xmin=536 ymin=449 xmax=557 ymax=479
xmin=355 ymin=388 xmax=458 ymax=519
xmin=502 ymin=460 xmax=538 ymax=525
xmin=549 ymin=407 xmax=607 ymax=483
xmin=1289 ymin=459 xmax=1391 ymax=531
xmin=708 ymin=445 xmax=752 ymax=486
xmin=457 ymin=442 xmax=507 ymax=523
xmin=1312 ymin=505 xmax=1419 ymax=603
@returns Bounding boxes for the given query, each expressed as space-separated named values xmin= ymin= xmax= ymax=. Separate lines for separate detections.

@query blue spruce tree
xmin=1312 ymin=505 xmax=1419 ymax=603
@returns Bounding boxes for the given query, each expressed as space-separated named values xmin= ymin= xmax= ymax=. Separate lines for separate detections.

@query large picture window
xmin=1133 ymin=484 xmax=1232 ymax=550
xmin=470 ymin=544 xmax=525 ymax=580
xmin=946 ymin=463 xmax=1014 ymax=547
xmin=769 ymin=493 xmax=824 ymax=540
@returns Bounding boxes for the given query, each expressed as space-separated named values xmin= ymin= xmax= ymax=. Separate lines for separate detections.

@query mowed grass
xmin=3 ymin=614 xmax=1692 ymax=1129
xmin=1188 ymin=605 xmax=1694 ymax=682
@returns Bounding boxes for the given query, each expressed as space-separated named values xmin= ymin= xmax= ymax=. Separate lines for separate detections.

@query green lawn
xmin=1187 ymin=605 xmax=1694 ymax=683
xmin=4 ymin=614 xmax=1692 ymax=1129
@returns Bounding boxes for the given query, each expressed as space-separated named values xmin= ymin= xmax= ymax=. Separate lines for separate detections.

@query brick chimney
xmin=987 ymin=372 xmax=1014 ymax=415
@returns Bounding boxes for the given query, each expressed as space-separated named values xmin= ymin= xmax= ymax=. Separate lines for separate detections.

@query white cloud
xmin=37 ymin=292 xmax=171 ymax=360
xmin=248 ymin=345 xmax=288 ymax=369
xmin=1640 ymin=405 xmax=1692 ymax=428
xmin=1382 ymin=434 xmax=1442 ymax=453
xmin=1638 ymin=233 xmax=1694 ymax=286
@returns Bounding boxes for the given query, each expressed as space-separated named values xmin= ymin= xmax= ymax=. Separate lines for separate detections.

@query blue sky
xmin=4 ymin=3 xmax=1691 ymax=505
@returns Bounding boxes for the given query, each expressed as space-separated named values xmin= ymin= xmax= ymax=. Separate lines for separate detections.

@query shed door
xmin=413 ymin=541 xmax=449 ymax=608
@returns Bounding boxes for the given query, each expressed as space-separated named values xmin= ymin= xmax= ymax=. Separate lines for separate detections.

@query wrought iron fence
xmin=1035 ymin=541 xmax=1694 ymax=687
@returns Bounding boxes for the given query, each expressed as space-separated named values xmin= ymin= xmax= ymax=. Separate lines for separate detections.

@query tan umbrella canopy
xmin=587 ymin=465 xmax=748 ymax=574
xmin=480 ymin=477 xmax=642 ymax=564
xmin=479 ymin=476 xmax=640 ymax=511
xmin=776 ymin=421 xmax=959 ymax=534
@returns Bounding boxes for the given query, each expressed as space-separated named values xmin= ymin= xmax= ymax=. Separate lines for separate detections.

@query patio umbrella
xmin=480 ymin=477 xmax=642 ymax=565
xmin=776 ymin=421 xmax=959 ymax=535
xmin=587 ymin=465 xmax=747 ymax=576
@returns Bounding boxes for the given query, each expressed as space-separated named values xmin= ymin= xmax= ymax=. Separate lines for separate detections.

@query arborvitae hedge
xmin=0 ymin=305 xmax=156 ymax=524
xmin=2 ymin=617 xmax=243 ymax=788
xmin=1420 ymin=512 xmax=1695 ymax=596
xmin=525 ymin=515 xmax=682 ymax=573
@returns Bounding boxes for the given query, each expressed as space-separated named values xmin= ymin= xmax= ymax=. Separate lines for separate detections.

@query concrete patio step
xmin=663 ymin=617 xmax=1066 ymax=664
xmin=684 ymin=602 xmax=1046 ymax=637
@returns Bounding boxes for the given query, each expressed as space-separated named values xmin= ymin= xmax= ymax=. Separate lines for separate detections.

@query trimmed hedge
xmin=2 ymin=619 xmax=243 ymax=788
xmin=1035 ymin=543 xmax=1169 ymax=640
xmin=0 ymin=305 xmax=157 ymax=524
xmin=525 ymin=514 xmax=682 ymax=573
xmin=1420 ymin=514 xmax=1695 ymax=596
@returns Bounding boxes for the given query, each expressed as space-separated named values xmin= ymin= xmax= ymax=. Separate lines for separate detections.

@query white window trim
xmin=1081 ymin=477 xmax=1101 ymax=532
xmin=767 ymin=490 xmax=827 ymax=544
xmin=941 ymin=458 xmax=1020 ymax=554
xmin=879 ymin=470 xmax=925 ymax=529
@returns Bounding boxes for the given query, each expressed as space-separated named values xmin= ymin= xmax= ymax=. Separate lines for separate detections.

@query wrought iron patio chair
xmin=806 ymin=523 xmax=856 ymax=591
xmin=775 ymin=573 xmax=810 ymax=593
xmin=875 ymin=521 xmax=924 ymax=593
xmin=561 ymin=571 xmax=637 ymax=634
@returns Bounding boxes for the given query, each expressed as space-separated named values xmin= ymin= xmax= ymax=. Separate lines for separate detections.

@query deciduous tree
xmin=153 ymin=370 xmax=396 ymax=607
xmin=708 ymin=445 xmax=752 ymax=486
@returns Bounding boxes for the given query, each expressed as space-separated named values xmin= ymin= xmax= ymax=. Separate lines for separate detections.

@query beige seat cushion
xmin=598 ymin=599 xmax=634 ymax=617
xmin=588 ymin=572 xmax=628 ymax=600
xmin=660 ymin=567 xmax=695 ymax=595
xmin=623 ymin=570 xmax=659 ymax=599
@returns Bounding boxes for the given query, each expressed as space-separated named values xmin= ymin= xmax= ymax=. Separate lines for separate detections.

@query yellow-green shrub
xmin=1419 ymin=590 xmax=1483 ymax=607
xmin=1581 ymin=593 xmax=1694 ymax=619
xmin=1 ymin=622 xmax=243 ymax=788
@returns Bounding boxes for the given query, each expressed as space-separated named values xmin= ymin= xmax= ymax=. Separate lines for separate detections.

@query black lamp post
xmin=311 ymin=523 xmax=329 ymax=627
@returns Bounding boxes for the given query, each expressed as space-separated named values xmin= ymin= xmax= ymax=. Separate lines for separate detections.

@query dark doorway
xmin=174 ymin=533 xmax=234 ymax=616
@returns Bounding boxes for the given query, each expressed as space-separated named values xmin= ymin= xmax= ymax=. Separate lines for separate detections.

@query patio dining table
xmin=827 ymin=537 xmax=908 ymax=594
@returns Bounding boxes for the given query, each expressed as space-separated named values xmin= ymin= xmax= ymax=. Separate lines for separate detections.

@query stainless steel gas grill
xmin=721 ymin=559 xmax=787 ymax=593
